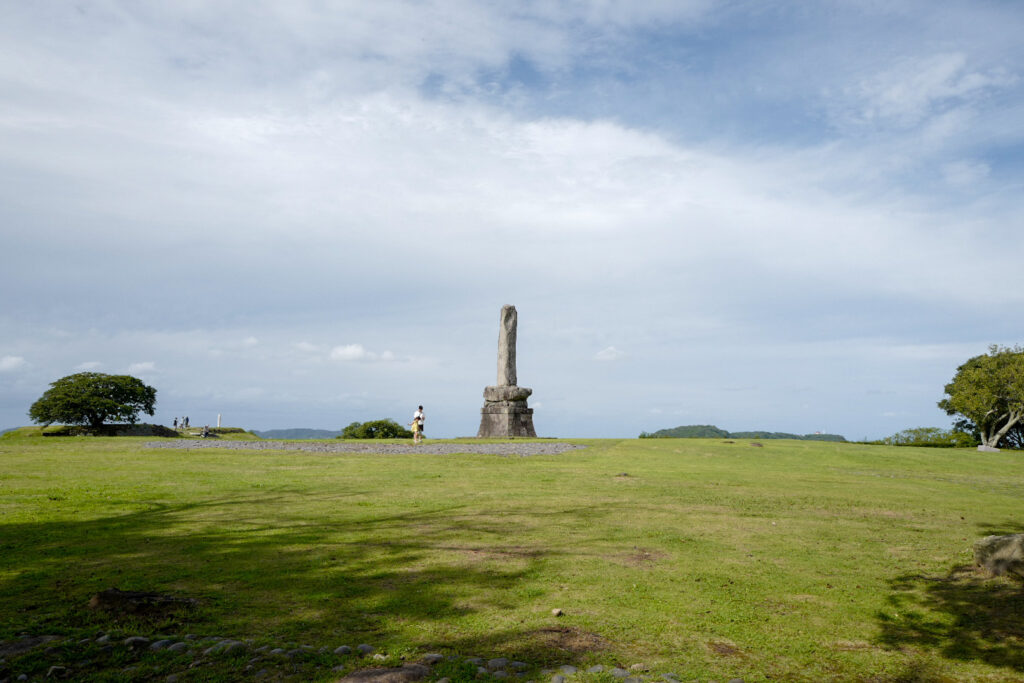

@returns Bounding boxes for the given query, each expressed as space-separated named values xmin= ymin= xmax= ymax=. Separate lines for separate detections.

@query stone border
xmin=0 ymin=633 xmax=747 ymax=683
xmin=143 ymin=441 xmax=587 ymax=456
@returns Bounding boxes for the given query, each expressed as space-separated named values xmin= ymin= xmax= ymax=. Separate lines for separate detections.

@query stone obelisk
xmin=477 ymin=305 xmax=537 ymax=438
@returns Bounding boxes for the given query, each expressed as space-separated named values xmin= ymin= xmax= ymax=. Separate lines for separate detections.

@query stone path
xmin=0 ymin=633 xmax=747 ymax=682
xmin=144 ymin=440 xmax=587 ymax=456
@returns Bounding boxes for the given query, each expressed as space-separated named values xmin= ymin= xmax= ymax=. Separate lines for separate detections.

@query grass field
xmin=1 ymin=433 xmax=1023 ymax=681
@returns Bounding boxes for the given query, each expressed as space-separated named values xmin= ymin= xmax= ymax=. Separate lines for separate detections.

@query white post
xmin=217 ymin=414 xmax=222 ymax=428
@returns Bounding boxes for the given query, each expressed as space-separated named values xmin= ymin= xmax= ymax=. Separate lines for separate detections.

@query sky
xmin=2 ymin=1 xmax=1023 ymax=439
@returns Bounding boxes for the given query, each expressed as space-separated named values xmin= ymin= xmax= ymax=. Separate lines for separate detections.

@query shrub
xmin=339 ymin=419 xmax=413 ymax=439
xmin=881 ymin=427 xmax=978 ymax=448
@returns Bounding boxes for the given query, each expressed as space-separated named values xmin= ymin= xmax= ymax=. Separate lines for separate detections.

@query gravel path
xmin=144 ymin=440 xmax=587 ymax=456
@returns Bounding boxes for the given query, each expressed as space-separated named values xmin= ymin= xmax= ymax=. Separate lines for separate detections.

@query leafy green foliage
xmin=640 ymin=424 xmax=846 ymax=441
xmin=879 ymin=426 xmax=978 ymax=448
xmin=939 ymin=345 xmax=1024 ymax=448
xmin=640 ymin=424 xmax=729 ymax=439
xmin=953 ymin=418 xmax=1024 ymax=450
xmin=339 ymin=418 xmax=413 ymax=439
xmin=27 ymin=373 xmax=157 ymax=429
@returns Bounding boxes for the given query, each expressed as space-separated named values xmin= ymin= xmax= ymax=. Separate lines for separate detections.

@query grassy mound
xmin=1 ymin=424 xmax=180 ymax=438
xmin=2 ymin=425 xmax=261 ymax=440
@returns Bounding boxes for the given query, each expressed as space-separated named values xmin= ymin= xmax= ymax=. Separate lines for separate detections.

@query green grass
xmin=1 ymin=435 xmax=1023 ymax=681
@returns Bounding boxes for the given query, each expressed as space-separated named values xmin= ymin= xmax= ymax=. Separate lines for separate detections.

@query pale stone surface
xmin=478 ymin=409 xmax=537 ymax=438
xmin=484 ymin=386 xmax=532 ymax=402
xmin=974 ymin=534 xmax=1024 ymax=579
xmin=497 ymin=305 xmax=517 ymax=386
xmin=978 ymin=445 xmax=1001 ymax=452
xmin=478 ymin=305 xmax=537 ymax=438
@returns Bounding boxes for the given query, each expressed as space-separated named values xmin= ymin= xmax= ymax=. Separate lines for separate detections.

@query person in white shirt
xmin=412 ymin=405 xmax=424 ymax=443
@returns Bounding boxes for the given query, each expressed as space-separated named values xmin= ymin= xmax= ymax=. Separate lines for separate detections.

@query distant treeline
xmin=639 ymin=424 xmax=847 ymax=442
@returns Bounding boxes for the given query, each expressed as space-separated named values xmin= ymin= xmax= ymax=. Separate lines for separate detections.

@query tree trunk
xmin=988 ymin=411 xmax=1023 ymax=448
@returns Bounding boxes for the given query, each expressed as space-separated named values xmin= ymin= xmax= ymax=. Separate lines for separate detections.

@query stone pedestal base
xmin=477 ymin=386 xmax=537 ymax=438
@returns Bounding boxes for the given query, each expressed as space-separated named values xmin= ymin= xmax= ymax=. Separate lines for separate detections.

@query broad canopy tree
xmin=29 ymin=372 xmax=157 ymax=429
xmin=939 ymin=345 xmax=1024 ymax=449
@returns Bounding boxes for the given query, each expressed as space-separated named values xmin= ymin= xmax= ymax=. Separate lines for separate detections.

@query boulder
xmin=973 ymin=534 xmax=1024 ymax=579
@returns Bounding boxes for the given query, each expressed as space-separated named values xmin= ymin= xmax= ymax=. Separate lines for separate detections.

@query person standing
xmin=413 ymin=405 xmax=424 ymax=444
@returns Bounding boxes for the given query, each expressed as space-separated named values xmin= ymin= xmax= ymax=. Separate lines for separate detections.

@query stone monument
xmin=477 ymin=305 xmax=537 ymax=438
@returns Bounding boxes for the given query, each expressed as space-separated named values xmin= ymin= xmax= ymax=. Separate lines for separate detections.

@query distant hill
xmin=640 ymin=424 xmax=846 ymax=442
xmin=1 ymin=427 xmax=16 ymax=436
xmin=252 ymin=428 xmax=344 ymax=440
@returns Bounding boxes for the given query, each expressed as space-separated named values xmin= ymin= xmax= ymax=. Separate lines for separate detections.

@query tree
xmin=28 ymin=372 xmax=157 ymax=429
xmin=938 ymin=345 xmax=1024 ymax=449
xmin=339 ymin=419 xmax=413 ymax=439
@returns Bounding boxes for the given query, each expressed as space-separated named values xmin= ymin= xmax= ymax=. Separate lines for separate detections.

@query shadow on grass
xmin=877 ymin=561 xmax=1024 ymax=673
xmin=0 ymin=491 xmax=617 ymax=663
xmin=976 ymin=520 xmax=1024 ymax=537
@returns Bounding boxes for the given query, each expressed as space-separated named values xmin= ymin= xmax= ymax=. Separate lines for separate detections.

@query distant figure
xmin=173 ymin=417 xmax=178 ymax=429
xmin=202 ymin=425 xmax=210 ymax=438
xmin=413 ymin=405 xmax=424 ymax=444
xmin=184 ymin=416 xmax=190 ymax=429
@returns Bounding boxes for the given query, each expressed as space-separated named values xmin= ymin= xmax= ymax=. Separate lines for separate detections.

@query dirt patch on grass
xmin=531 ymin=627 xmax=610 ymax=654
xmin=614 ymin=547 xmax=666 ymax=567
xmin=339 ymin=664 xmax=429 ymax=683
xmin=707 ymin=640 xmax=741 ymax=657
xmin=455 ymin=545 xmax=544 ymax=561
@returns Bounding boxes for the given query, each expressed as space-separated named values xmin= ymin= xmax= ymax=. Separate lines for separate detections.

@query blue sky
xmin=2 ymin=1 xmax=1022 ymax=438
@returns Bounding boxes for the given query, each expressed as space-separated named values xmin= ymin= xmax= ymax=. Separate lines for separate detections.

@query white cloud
xmin=839 ymin=53 xmax=1017 ymax=130
xmin=329 ymin=344 xmax=396 ymax=363
xmin=594 ymin=346 xmax=624 ymax=361
xmin=0 ymin=3 xmax=1022 ymax=441
xmin=0 ymin=355 xmax=27 ymax=372
xmin=127 ymin=361 xmax=156 ymax=374
xmin=74 ymin=361 xmax=102 ymax=370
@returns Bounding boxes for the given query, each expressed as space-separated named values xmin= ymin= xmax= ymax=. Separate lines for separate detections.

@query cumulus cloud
xmin=594 ymin=346 xmax=624 ymax=361
xmin=329 ymin=344 xmax=396 ymax=363
xmin=0 ymin=355 xmax=27 ymax=372
xmin=0 ymin=3 xmax=1022 ymax=439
